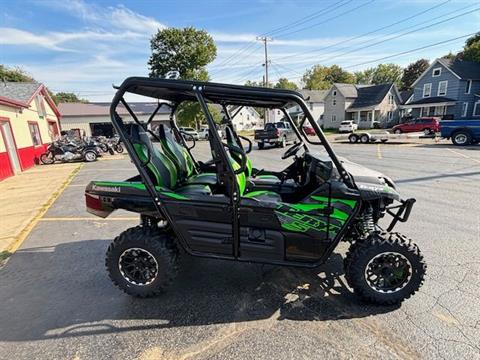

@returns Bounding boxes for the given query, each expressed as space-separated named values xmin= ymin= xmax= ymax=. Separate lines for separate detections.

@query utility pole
xmin=256 ymin=36 xmax=272 ymax=88
xmin=256 ymin=36 xmax=272 ymax=124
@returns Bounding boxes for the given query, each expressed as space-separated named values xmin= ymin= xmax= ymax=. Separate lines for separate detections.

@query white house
xmin=266 ymin=89 xmax=326 ymax=125
xmin=227 ymin=106 xmax=261 ymax=131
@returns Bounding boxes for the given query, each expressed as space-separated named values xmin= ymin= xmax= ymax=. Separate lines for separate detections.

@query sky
xmin=1 ymin=0 xmax=479 ymax=101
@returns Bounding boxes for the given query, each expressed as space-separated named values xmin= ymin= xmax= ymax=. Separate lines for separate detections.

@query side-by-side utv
xmin=85 ymin=77 xmax=426 ymax=305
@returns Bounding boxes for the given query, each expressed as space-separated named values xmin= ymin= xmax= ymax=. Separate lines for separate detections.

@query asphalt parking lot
xmin=0 ymin=140 xmax=479 ymax=360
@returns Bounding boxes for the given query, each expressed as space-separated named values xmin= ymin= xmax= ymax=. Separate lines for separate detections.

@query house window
xmin=333 ymin=90 xmax=337 ymax=96
xmin=473 ymin=101 xmax=480 ymax=117
xmin=461 ymin=102 xmax=468 ymax=117
xmin=35 ymin=95 xmax=47 ymax=118
xmin=28 ymin=122 xmax=42 ymax=146
xmin=437 ymin=81 xmax=448 ymax=96
xmin=277 ymin=110 xmax=281 ymax=115
xmin=388 ymin=94 xmax=394 ymax=105
xmin=423 ymin=83 xmax=431 ymax=98
xmin=387 ymin=111 xmax=393 ymax=120
xmin=332 ymin=99 xmax=336 ymax=106
xmin=331 ymin=114 xmax=336 ymax=122
xmin=465 ymin=80 xmax=472 ymax=94
xmin=432 ymin=68 xmax=441 ymax=77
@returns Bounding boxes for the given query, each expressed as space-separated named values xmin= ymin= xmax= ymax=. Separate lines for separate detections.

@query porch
xmin=346 ymin=109 xmax=380 ymax=129
xmin=402 ymin=97 xmax=456 ymax=120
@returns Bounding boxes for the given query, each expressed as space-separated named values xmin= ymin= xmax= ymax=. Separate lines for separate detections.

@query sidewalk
xmin=0 ymin=163 xmax=81 ymax=253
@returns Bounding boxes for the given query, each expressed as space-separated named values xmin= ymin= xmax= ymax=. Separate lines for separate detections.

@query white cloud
xmin=0 ymin=28 xmax=74 ymax=51
xmin=42 ymin=0 xmax=165 ymax=34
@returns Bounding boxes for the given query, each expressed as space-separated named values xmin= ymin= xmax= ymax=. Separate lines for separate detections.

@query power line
xmin=263 ymin=0 xmax=352 ymax=37
xmin=285 ymin=5 xmax=480 ymax=67
xmin=273 ymin=0 xmax=452 ymax=63
xmin=269 ymin=6 xmax=479 ymax=80
xmin=281 ymin=32 xmax=475 ymax=81
xmin=274 ymin=0 xmax=375 ymax=39
xmin=343 ymin=32 xmax=476 ymax=69
xmin=210 ymin=0 xmax=372 ymax=77
xmin=209 ymin=0 xmax=347 ymax=73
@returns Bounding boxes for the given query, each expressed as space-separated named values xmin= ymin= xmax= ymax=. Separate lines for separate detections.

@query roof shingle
xmin=0 ymin=82 xmax=41 ymax=104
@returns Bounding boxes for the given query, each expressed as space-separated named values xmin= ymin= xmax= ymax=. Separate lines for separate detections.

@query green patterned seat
xmin=130 ymin=124 xmax=211 ymax=197
xmin=158 ymin=125 xmax=217 ymax=186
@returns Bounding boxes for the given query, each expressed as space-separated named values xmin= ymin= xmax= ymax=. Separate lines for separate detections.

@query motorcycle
xmin=40 ymin=140 xmax=99 ymax=164
xmin=109 ymin=135 xmax=124 ymax=153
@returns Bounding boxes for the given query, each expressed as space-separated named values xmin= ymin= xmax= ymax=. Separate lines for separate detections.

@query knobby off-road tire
xmin=106 ymin=226 xmax=179 ymax=298
xmin=344 ymin=232 xmax=426 ymax=305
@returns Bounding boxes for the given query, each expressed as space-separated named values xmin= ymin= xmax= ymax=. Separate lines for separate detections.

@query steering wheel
xmin=282 ymin=141 xmax=303 ymax=160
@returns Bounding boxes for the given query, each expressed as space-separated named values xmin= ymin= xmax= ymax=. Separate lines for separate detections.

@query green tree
xmin=371 ymin=63 xmax=403 ymax=87
xmin=244 ymin=80 xmax=264 ymax=87
xmin=302 ymin=64 xmax=355 ymax=90
xmin=148 ymin=27 xmax=217 ymax=80
xmin=463 ymin=32 xmax=480 ymax=63
xmin=354 ymin=68 xmax=375 ymax=85
xmin=148 ymin=27 xmax=217 ymax=128
xmin=401 ymin=59 xmax=429 ymax=90
xmin=0 ymin=65 xmax=35 ymax=82
xmin=176 ymin=102 xmax=221 ymax=128
xmin=51 ymin=92 xmax=88 ymax=104
xmin=274 ymin=77 xmax=298 ymax=90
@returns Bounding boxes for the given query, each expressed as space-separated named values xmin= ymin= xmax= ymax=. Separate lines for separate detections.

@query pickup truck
xmin=440 ymin=119 xmax=480 ymax=146
xmin=254 ymin=121 xmax=296 ymax=149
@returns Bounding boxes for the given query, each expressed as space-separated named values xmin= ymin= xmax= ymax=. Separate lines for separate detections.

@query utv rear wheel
xmin=106 ymin=226 xmax=178 ymax=297
xmin=344 ymin=232 xmax=426 ymax=305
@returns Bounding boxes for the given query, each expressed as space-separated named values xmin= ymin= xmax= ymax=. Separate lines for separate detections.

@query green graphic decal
xmin=311 ymin=195 xmax=356 ymax=208
xmin=274 ymin=196 xmax=357 ymax=236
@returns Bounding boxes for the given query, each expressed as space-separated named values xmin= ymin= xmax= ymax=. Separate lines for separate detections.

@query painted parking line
xmin=376 ymin=144 xmax=383 ymax=159
xmin=447 ymin=148 xmax=480 ymax=164
xmin=39 ymin=217 xmax=138 ymax=221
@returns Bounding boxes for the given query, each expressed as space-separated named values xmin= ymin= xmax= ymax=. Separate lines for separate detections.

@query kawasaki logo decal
xmin=92 ymin=185 xmax=121 ymax=193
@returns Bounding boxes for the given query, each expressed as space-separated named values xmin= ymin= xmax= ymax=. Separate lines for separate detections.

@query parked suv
xmin=339 ymin=120 xmax=358 ymax=133
xmin=179 ymin=127 xmax=199 ymax=140
xmin=392 ymin=117 xmax=440 ymax=135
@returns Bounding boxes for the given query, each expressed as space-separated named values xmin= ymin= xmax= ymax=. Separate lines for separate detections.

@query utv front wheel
xmin=106 ymin=226 xmax=178 ymax=297
xmin=345 ymin=232 xmax=426 ymax=305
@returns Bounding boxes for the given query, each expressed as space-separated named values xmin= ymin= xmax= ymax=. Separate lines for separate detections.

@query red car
xmin=392 ymin=117 xmax=440 ymax=135
xmin=303 ymin=125 xmax=316 ymax=135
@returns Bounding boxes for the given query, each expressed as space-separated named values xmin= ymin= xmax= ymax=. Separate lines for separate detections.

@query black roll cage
xmin=108 ymin=77 xmax=357 ymax=264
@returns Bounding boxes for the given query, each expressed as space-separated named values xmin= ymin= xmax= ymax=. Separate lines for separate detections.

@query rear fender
xmin=85 ymin=181 xmax=158 ymax=218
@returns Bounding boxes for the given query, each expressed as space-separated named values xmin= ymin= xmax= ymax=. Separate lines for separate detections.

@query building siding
xmin=0 ymin=89 xmax=60 ymax=180
xmin=408 ymin=60 xmax=480 ymax=119
xmin=322 ymin=86 xmax=349 ymax=129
